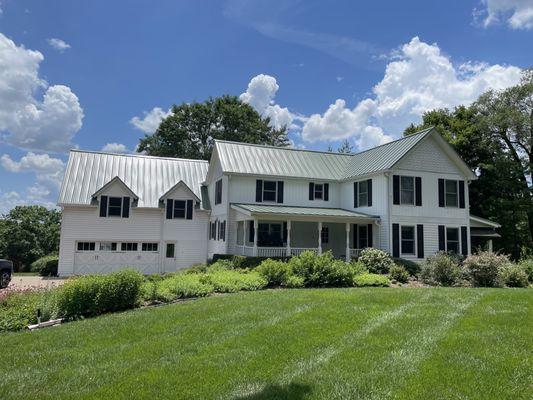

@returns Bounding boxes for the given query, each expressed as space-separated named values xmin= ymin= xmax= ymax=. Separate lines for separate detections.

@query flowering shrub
xmin=498 ymin=264 xmax=529 ymax=288
xmin=421 ymin=252 xmax=461 ymax=286
xmin=358 ymin=248 xmax=395 ymax=274
xmin=463 ymin=252 xmax=510 ymax=287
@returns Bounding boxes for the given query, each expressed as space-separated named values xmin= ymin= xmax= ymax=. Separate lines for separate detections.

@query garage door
xmin=74 ymin=251 xmax=159 ymax=275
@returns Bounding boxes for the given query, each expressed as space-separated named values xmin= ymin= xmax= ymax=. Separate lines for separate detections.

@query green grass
xmin=1 ymin=288 xmax=531 ymax=400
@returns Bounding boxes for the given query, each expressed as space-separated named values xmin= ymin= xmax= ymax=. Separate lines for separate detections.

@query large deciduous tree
xmin=0 ymin=206 xmax=61 ymax=271
xmin=137 ymin=95 xmax=289 ymax=160
xmin=405 ymin=70 xmax=533 ymax=258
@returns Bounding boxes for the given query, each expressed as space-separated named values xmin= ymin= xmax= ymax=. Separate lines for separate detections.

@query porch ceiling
xmin=231 ymin=203 xmax=379 ymax=222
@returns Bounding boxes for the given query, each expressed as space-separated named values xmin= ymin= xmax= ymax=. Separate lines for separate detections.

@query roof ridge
xmin=70 ymin=149 xmax=209 ymax=163
xmin=215 ymin=140 xmax=353 ymax=157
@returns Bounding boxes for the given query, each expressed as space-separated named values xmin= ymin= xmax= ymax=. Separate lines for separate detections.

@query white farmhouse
xmin=57 ymin=127 xmax=500 ymax=276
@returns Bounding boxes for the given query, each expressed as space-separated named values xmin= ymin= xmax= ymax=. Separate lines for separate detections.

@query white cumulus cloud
xmin=302 ymin=36 xmax=522 ymax=149
xmin=101 ymin=143 xmax=128 ymax=153
xmin=1 ymin=152 xmax=65 ymax=188
xmin=0 ymin=33 xmax=83 ymax=152
xmin=476 ymin=0 xmax=533 ymax=29
xmin=47 ymin=38 xmax=71 ymax=52
xmin=240 ymin=74 xmax=294 ymax=130
xmin=130 ymin=107 xmax=171 ymax=134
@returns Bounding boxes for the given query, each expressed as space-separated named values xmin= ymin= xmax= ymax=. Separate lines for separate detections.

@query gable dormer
xmin=160 ymin=180 xmax=200 ymax=220
xmin=92 ymin=176 xmax=138 ymax=218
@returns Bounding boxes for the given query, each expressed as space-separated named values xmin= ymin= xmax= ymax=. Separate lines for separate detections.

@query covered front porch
xmin=231 ymin=204 xmax=380 ymax=261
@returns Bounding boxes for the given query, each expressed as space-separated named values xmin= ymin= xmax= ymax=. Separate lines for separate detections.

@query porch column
xmin=253 ymin=218 xmax=258 ymax=256
xmin=345 ymin=223 xmax=351 ymax=262
xmin=286 ymin=220 xmax=291 ymax=256
xmin=317 ymin=221 xmax=322 ymax=254
xmin=488 ymin=239 xmax=493 ymax=253
xmin=242 ymin=221 xmax=246 ymax=255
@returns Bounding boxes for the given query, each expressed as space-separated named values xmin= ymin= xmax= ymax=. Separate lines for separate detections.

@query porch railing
xmin=257 ymin=247 xmax=287 ymax=258
xmin=349 ymin=248 xmax=363 ymax=259
xmin=233 ymin=246 xmax=362 ymax=259
xmin=290 ymin=247 xmax=318 ymax=256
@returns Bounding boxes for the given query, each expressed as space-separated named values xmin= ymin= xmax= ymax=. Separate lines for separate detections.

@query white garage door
xmin=74 ymin=251 xmax=159 ymax=275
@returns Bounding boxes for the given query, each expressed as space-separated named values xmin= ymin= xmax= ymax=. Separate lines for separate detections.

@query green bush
xmin=464 ymin=251 xmax=510 ymax=287
xmin=256 ymin=259 xmax=292 ymax=286
xmin=55 ymin=269 xmax=144 ymax=319
xmin=354 ymin=273 xmax=390 ymax=287
xmin=207 ymin=259 xmax=235 ymax=272
xmin=359 ymin=248 xmax=395 ymax=274
xmin=202 ymin=270 xmax=267 ymax=293
xmin=392 ymin=257 xmax=421 ymax=276
xmin=285 ymin=274 xmax=305 ymax=288
xmin=30 ymin=254 xmax=59 ymax=276
xmin=211 ymin=254 xmax=289 ymax=269
xmin=498 ymin=264 xmax=529 ymax=288
xmin=518 ymin=259 xmax=533 ymax=283
xmin=0 ymin=289 xmax=57 ymax=332
xmin=288 ymin=251 xmax=358 ymax=287
xmin=421 ymin=252 xmax=461 ymax=286
xmin=389 ymin=265 xmax=409 ymax=283
xmin=155 ymin=274 xmax=213 ymax=301
xmin=140 ymin=280 xmax=158 ymax=302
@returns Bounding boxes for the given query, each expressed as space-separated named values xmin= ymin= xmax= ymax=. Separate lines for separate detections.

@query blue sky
xmin=0 ymin=0 xmax=532 ymax=212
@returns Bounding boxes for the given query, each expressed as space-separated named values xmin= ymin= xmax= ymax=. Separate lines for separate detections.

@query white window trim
xmin=262 ymin=181 xmax=278 ymax=203
xmin=358 ymin=180 xmax=369 ymax=207
xmin=107 ymin=196 xmax=124 ymax=218
xmin=99 ymin=242 xmax=117 ymax=252
xmin=445 ymin=179 xmax=459 ymax=208
xmin=215 ymin=179 xmax=223 ymax=205
xmin=445 ymin=226 xmax=461 ymax=253
xmin=76 ymin=241 xmax=96 ymax=252
xmin=172 ymin=199 xmax=187 ymax=219
xmin=399 ymin=176 xmax=415 ymax=206
xmin=314 ymin=183 xmax=324 ymax=200
xmin=400 ymin=225 xmax=416 ymax=256
xmin=141 ymin=242 xmax=159 ymax=252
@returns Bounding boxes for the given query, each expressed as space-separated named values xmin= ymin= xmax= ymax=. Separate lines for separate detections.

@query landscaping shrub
xmin=420 ymin=252 xmax=461 ymax=286
xmin=202 ymin=270 xmax=267 ymax=293
xmin=288 ymin=251 xmax=359 ymax=287
xmin=55 ymin=269 xmax=143 ymax=318
xmin=518 ymin=259 xmax=533 ymax=283
xmin=256 ymin=259 xmax=292 ymax=286
xmin=155 ymin=274 xmax=213 ymax=301
xmin=207 ymin=259 xmax=235 ymax=272
xmin=211 ymin=254 xmax=289 ymax=269
xmin=0 ymin=288 xmax=57 ymax=332
xmin=389 ymin=265 xmax=409 ymax=283
xmin=359 ymin=248 xmax=395 ymax=274
xmin=498 ymin=264 xmax=529 ymax=288
xmin=285 ymin=274 xmax=305 ymax=288
xmin=354 ymin=273 xmax=390 ymax=287
xmin=140 ymin=280 xmax=158 ymax=302
xmin=463 ymin=251 xmax=510 ymax=287
xmin=184 ymin=264 xmax=209 ymax=274
xmin=392 ymin=257 xmax=421 ymax=276
xmin=31 ymin=254 xmax=59 ymax=276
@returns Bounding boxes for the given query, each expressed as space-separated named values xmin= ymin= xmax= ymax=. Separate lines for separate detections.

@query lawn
xmin=1 ymin=288 xmax=531 ymax=400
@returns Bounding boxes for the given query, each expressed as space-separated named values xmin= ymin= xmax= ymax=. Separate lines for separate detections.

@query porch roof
xmin=231 ymin=203 xmax=379 ymax=221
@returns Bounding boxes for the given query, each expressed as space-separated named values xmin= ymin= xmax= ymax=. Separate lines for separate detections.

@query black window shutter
xmin=353 ymin=224 xmax=358 ymax=248
xmin=283 ymin=222 xmax=287 ymax=243
xmin=309 ymin=182 xmax=315 ymax=200
xmin=417 ymin=224 xmax=424 ymax=259
xmin=100 ymin=196 xmax=108 ymax=217
xmin=122 ymin=197 xmax=130 ymax=218
xmin=438 ymin=225 xmax=446 ymax=251
xmin=438 ymin=179 xmax=445 ymax=207
xmin=222 ymin=221 xmax=226 ymax=241
xmin=186 ymin=200 xmax=193 ymax=220
xmin=415 ymin=177 xmax=422 ymax=206
xmin=249 ymin=221 xmax=254 ymax=243
xmin=324 ymin=183 xmax=329 ymax=201
xmin=166 ymin=199 xmax=173 ymax=219
xmin=459 ymin=181 xmax=465 ymax=208
xmin=367 ymin=179 xmax=372 ymax=207
xmin=353 ymin=182 xmax=359 ymax=208
xmin=392 ymin=223 xmax=400 ymax=257
xmin=216 ymin=220 xmax=219 ymax=240
xmin=367 ymin=224 xmax=373 ymax=248
xmin=255 ymin=180 xmax=263 ymax=202
xmin=461 ymin=226 xmax=468 ymax=256
xmin=393 ymin=175 xmax=400 ymax=205
xmin=277 ymin=181 xmax=284 ymax=203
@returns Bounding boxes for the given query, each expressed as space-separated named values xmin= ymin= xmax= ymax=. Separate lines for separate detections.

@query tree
xmin=404 ymin=70 xmax=533 ymax=258
xmin=337 ymin=139 xmax=354 ymax=154
xmin=0 ymin=206 xmax=61 ymax=271
xmin=137 ymin=95 xmax=289 ymax=160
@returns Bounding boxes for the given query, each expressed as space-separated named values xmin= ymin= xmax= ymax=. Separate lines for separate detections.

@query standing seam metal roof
xmin=58 ymin=150 xmax=209 ymax=208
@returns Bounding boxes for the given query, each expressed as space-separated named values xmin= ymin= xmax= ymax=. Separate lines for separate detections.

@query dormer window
xmin=99 ymin=196 xmax=130 ymax=218
xmin=108 ymin=197 xmax=123 ymax=216
xmin=166 ymin=199 xmax=193 ymax=220
xmin=173 ymin=200 xmax=186 ymax=218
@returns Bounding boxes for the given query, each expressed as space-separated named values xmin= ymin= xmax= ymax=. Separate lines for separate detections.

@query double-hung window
xmin=262 ymin=181 xmax=277 ymax=202
xmin=321 ymin=227 xmax=329 ymax=244
xmin=446 ymin=227 xmax=460 ymax=253
xmin=173 ymin=200 xmax=186 ymax=219
xmin=401 ymin=226 xmax=415 ymax=255
xmin=108 ymin=197 xmax=123 ymax=216
xmin=215 ymin=179 xmax=222 ymax=205
xmin=358 ymin=180 xmax=369 ymax=207
xmin=400 ymin=176 xmax=415 ymax=205
xmin=314 ymin=184 xmax=323 ymax=200
xmin=445 ymin=180 xmax=458 ymax=207
xmin=358 ymin=225 xmax=368 ymax=249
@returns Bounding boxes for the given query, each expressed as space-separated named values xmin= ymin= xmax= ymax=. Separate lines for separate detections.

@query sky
xmin=0 ymin=0 xmax=532 ymax=213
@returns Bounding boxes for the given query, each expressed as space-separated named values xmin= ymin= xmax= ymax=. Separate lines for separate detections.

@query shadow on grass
xmin=233 ymin=383 xmax=312 ymax=400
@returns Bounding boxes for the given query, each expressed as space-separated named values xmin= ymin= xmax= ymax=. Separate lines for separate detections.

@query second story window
xmin=173 ymin=200 xmax=186 ymax=218
xmin=100 ymin=196 xmax=130 ymax=218
xmin=314 ymin=184 xmax=323 ymax=199
xmin=400 ymin=176 xmax=415 ymax=205
xmin=358 ymin=180 xmax=369 ymax=207
xmin=309 ymin=182 xmax=329 ymax=201
xmin=263 ymin=181 xmax=277 ymax=202
xmin=215 ymin=179 xmax=222 ymax=205
xmin=445 ymin=180 xmax=458 ymax=207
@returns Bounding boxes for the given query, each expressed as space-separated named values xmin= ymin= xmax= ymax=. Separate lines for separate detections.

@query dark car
xmin=0 ymin=259 xmax=13 ymax=289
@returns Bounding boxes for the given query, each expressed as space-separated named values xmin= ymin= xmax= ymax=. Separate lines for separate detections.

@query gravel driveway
xmin=7 ymin=275 xmax=67 ymax=290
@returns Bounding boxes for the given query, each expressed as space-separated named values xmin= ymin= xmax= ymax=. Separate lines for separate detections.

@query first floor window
xmin=401 ymin=226 xmax=415 ymax=255
xmin=262 ymin=181 xmax=277 ymax=202
xmin=400 ymin=176 xmax=415 ymax=205
xmin=77 ymin=242 xmax=95 ymax=251
xmin=99 ymin=242 xmax=117 ymax=251
xmin=173 ymin=200 xmax=186 ymax=218
xmin=166 ymin=243 xmax=175 ymax=258
xmin=121 ymin=242 xmax=138 ymax=251
xmin=358 ymin=180 xmax=369 ymax=207
xmin=258 ymin=223 xmax=282 ymax=246
xmin=314 ymin=184 xmax=323 ymax=200
xmin=321 ymin=226 xmax=329 ymax=244
xmin=108 ymin=197 xmax=123 ymax=217
xmin=142 ymin=243 xmax=158 ymax=252
xmin=358 ymin=225 xmax=368 ymax=249
xmin=446 ymin=227 xmax=460 ymax=254
xmin=445 ymin=180 xmax=458 ymax=207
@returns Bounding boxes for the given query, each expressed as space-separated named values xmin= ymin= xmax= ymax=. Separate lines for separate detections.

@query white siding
xmin=206 ymin=156 xmax=229 ymax=258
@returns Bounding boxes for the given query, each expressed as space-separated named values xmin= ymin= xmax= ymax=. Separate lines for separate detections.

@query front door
xmin=164 ymin=242 xmax=177 ymax=273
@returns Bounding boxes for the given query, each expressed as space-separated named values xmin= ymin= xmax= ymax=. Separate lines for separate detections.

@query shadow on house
xmin=233 ymin=383 xmax=312 ymax=400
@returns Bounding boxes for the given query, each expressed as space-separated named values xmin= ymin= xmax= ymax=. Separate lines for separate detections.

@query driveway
xmin=7 ymin=275 xmax=67 ymax=290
